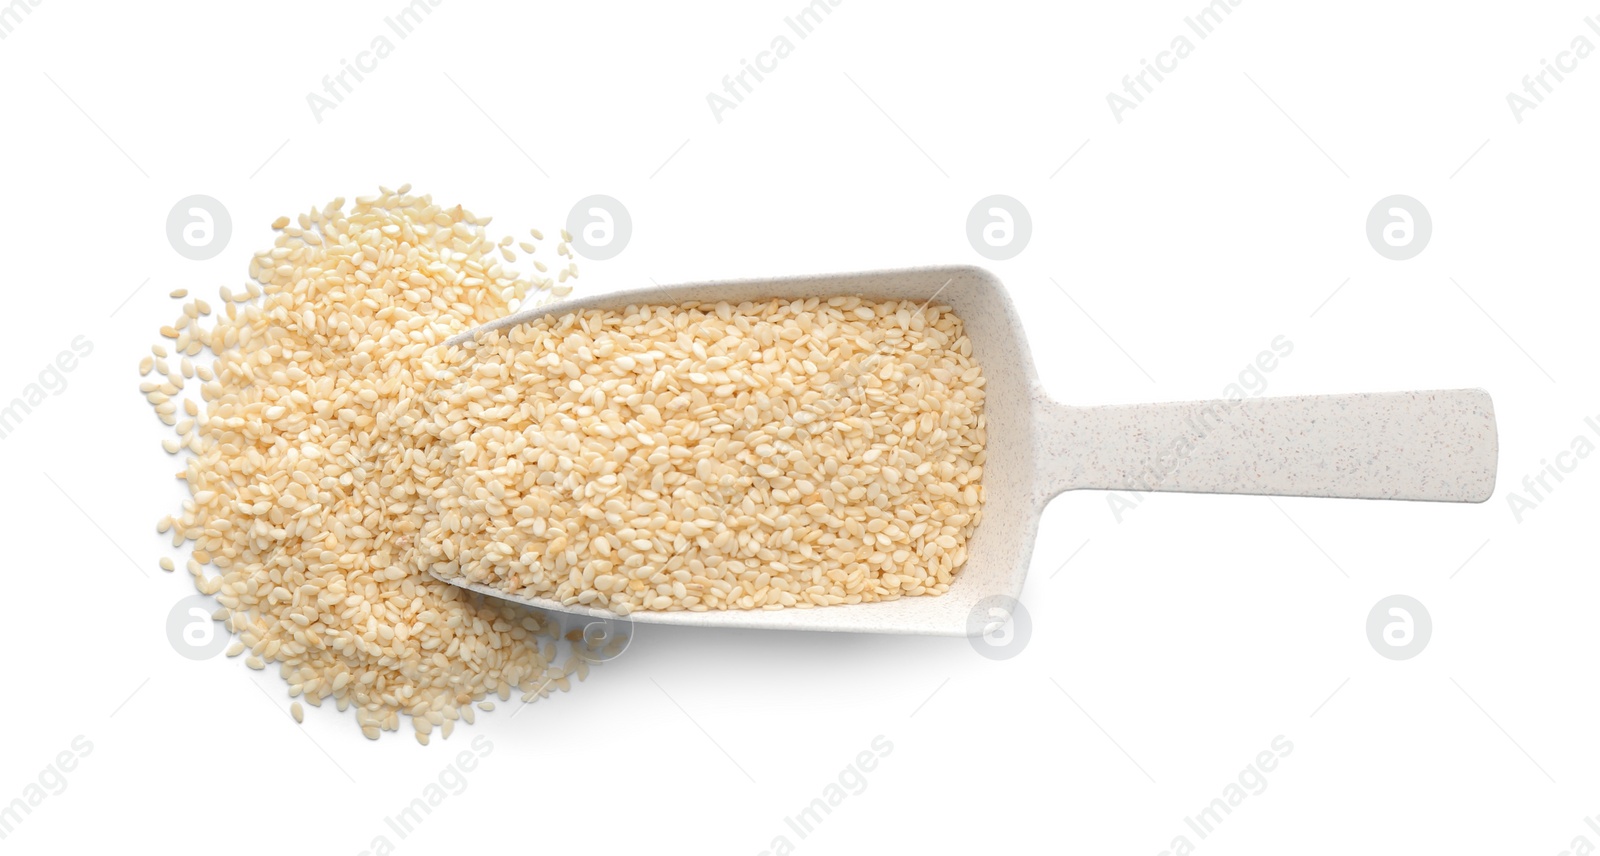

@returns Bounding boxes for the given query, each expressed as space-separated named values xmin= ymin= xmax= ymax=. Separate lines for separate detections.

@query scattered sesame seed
xmin=143 ymin=186 xmax=583 ymax=741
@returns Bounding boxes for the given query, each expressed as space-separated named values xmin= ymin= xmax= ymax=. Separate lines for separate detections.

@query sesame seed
xmin=142 ymin=186 xmax=583 ymax=741
xmin=420 ymin=297 xmax=986 ymax=614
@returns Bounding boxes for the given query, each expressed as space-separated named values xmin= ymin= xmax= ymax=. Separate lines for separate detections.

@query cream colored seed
xmin=418 ymin=298 xmax=986 ymax=616
xmin=147 ymin=186 xmax=573 ymax=741
xmin=170 ymin=288 xmax=188 ymax=298
xmin=291 ymin=702 xmax=304 ymax=723
xmin=139 ymin=356 xmax=153 ymax=375
xmin=159 ymin=557 xmax=174 ymax=572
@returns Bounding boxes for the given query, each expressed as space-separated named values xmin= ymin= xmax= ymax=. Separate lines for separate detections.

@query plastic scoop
xmin=432 ymin=266 xmax=1497 ymax=636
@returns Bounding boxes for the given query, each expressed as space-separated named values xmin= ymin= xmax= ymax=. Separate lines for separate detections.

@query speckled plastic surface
xmin=436 ymin=267 xmax=1499 ymax=636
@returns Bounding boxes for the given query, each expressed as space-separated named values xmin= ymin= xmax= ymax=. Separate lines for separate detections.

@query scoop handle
xmin=1037 ymin=388 xmax=1497 ymax=503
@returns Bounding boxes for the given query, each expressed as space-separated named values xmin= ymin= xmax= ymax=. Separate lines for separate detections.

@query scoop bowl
xmin=432 ymin=266 xmax=1498 ymax=636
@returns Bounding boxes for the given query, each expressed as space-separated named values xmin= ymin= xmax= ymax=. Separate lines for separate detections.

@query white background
xmin=1 ymin=1 xmax=1597 ymax=853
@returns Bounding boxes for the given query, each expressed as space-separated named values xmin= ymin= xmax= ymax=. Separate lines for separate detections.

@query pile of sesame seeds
xmin=142 ymin=186 xmax=600 ymax=743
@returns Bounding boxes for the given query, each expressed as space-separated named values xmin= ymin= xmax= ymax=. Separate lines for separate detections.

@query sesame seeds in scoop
xmin=414 ymin=297 xmax=987 ymax=615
